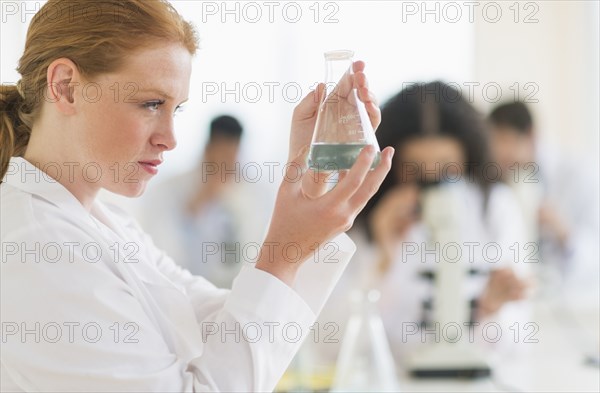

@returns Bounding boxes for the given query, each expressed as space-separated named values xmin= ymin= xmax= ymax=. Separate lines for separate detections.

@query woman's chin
xmin=107 ymin=181 xmax=148 ymax=198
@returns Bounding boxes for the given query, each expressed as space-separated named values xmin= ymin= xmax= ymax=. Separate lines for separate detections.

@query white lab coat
xmin=375 ymin=182 xmax=530 ymax=359
xmin=313 ymin=181 xmax=530 ymax=365
xmin=0 ymin=157 xmax=355 ymax=392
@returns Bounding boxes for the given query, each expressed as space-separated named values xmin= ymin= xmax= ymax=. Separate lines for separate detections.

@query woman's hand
xmin=369 ymin=185 xmax=420 ymax=273
xmin=478 ymin=267 xmax=530 ymax=318
xmin=291 ymin=61 xmax=381 ymax=199
xmin=256 ymin=62 xmax=390 ymax=286
xmin=538 ymin=200 xmax=570 ymax=247
xmin=256 ymin=144 xmax=394 ymax=285
xmin=287 ymin=61 xmax=380 ymax=162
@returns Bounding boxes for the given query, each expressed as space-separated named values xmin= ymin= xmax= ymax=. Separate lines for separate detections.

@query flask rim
xmin=324 ymin=50 xmax=354 ymax=60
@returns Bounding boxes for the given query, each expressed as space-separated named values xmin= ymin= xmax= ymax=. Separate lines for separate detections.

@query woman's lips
xmin=138 ymin=161 xmax=160 ymax=175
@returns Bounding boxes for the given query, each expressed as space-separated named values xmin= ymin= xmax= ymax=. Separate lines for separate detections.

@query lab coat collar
xmin=4 ymin=158 xmax=164 ymax=282
xmin=3 ymin=157 xmax=95 ymax=221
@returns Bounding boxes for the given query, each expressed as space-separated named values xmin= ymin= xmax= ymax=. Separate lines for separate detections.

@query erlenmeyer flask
xmin=330 ymin=290 xmax=400 ymax=392
xmin=309 ymin=50 xmax=381 ymax=172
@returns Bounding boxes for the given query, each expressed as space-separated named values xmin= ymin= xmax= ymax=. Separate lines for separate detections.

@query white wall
xmin=1 ymin=1 xmax=474 ymax=179
xmin=163 ymin=1 xmax=476 ymax=185
xmin=1 ymin=0 xmax=598 ymax=205
xmin=473 ymin=0 xmax=599 ymax=158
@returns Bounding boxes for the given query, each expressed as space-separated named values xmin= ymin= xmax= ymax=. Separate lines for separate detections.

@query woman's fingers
xmin=352 ymin=60 xmax=365 ymax=73
xmin=332 ymin=71 xmax=354 ymax=100
xmin=324 ymin=61 xmax=381 ymax=130
xmin=338 ymin=171 xmax=348 ymax=183
xmin=365 ymin=100 xmax=381 ymax=130
xmin=332 ymin=60 xmax=367 ymax=101
xmin=353 ymin=69 xmax=381 ymax=130
xmin=293 ymin=83 xmax=324 ymax=121
xmin=302 ymin=169 xmax=332 ymax=199
xmin=356 ymin=85 xmax=378 ymax=108
xmin=354 ymin=71 xmax=368 ymax=91
xmin=490 ymin=268 xmax=530 ymax=302
xmin=323 ymin=145 xmax=378 ymax=204
xmin=348 ymin=147 xmax=394 ymax=209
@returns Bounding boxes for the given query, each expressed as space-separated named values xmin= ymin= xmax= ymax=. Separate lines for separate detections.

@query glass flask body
xmin=309 ymin=50 xmax=381 ymax=172
xmin=330 ymin=290 xmax=400 ymax=392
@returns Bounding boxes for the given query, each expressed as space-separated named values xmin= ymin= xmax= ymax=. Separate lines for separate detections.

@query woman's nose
xmin=151 ymin=116 xmax=177 ymax=151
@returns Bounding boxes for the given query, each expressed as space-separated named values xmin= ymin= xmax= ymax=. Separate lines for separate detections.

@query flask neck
xmin=324 ymin=57 xmax=353 ymax=90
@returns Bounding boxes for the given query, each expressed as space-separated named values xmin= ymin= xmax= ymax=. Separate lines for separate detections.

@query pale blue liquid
xmin=309 ymin=143 xmax=381 ymax=171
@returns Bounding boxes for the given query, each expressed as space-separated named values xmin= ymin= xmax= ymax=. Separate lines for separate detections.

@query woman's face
xmin=72 ymin=44 xmax=192 ymax=198
xmin=394 ymin=136 xmax=466 ymax=185
xmin=489 ymin=125 xmax=535 ymax=178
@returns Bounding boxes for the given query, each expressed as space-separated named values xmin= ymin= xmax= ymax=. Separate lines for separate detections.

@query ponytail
xmin=0 ymin=83 xmax=33 ymax=180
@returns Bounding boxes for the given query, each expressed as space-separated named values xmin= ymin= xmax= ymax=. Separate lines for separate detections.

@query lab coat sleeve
xmin=2 ymin=208 xmax=355 ymax=392
xmin=145 ymin=229 xmax=356 ymax=391
xmin=478 ymin=184 xmax=532 ymax=353
xmin=486 ymin=184 xmax=529 ymax=274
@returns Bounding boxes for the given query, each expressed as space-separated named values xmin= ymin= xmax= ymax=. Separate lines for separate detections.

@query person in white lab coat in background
xmin=315 ymin=82 xmax=531 ymax=367
xmin=141 ymin=115 xmax=272 ymax=288
xmin=488 ymin=102 xmax=600 ymax=298
xmin=0 ymin=0 xmax=394 ymax=391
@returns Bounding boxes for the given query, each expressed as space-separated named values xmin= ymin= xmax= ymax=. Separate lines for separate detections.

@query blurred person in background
xmin=488 ymin=102 xmax=600 ymax=297
xmin=316 ymin=82 xmax=532 ymax=367
xmin=142 ymin=115 xmax=270 ymax=288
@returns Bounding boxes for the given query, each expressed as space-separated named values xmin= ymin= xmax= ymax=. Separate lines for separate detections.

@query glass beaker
xmin=330 ymin=290 xmax=400 ymax=392
xmin=308 ymin=50 xmax=381 ymax=172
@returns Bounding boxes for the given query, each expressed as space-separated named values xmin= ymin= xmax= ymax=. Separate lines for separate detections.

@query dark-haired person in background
xmin=311 ymin=82 xmax=532 ymax=367
xmin=488 ymin=102 xmax=599 ymax=297
xmin=141 ymin=115 xmax=271 ymax=288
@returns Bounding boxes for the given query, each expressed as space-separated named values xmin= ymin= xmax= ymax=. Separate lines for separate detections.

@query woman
xmin=0 ymin=1 xmax=393 ymax=391
xmin=346 ymin=81 xmax=531 ymax=362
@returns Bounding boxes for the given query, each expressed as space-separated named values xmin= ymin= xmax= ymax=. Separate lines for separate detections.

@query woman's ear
xmin=46 ymin=58 xmax=81 ymax=115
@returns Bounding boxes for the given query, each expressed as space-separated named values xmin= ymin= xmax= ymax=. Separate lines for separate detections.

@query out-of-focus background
xmin=4 ymin=1 xmax=598 ymax=189
xmin=2 ymin=1 xmax=598 ymax=391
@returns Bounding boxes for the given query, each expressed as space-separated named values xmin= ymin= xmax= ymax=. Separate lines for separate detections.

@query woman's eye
xmin=143 ymin=100 xmax=165 ymax=112
xmin=173 ymin=105 xmax=185 ymax=117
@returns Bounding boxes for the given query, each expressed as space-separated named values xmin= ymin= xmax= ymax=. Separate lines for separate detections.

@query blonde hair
xmin=0 ymin=0 xmax=199 ymax=179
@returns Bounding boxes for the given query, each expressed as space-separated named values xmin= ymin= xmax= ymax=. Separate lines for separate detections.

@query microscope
xmin=406 ymin=181 xmax=491 ymax=379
